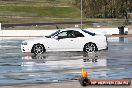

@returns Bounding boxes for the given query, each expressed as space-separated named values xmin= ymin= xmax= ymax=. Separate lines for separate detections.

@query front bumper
xmin=21 ymin=45 xmax=31 ymax=53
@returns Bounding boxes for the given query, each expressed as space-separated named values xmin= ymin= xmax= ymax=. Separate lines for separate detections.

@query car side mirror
xmin=54 ymin=36 xmax=64 ymax=40
xmin=54 ymin=36 xmax=59 ymax=40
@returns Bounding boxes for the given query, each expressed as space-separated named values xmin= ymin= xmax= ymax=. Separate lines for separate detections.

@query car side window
xmin=57 ymin=31 xmax=67 ymax=39
xmin=57 ymin=30 xmax=75 ymax=39
xmin=73 ymin=31 xmax=84 ymax=37
xmin=67 ymin=31 xmax=75 ymax=38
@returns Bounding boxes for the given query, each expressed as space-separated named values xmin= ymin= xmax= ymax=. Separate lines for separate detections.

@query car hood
xmin=22 ymin=37 xmax=48 ymax=44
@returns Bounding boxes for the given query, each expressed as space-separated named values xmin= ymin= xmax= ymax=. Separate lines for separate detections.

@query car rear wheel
xmin=83 ymin=43 xmax=97 ymax=53
xmin=32 ymin=44 xmax=45 ymax=55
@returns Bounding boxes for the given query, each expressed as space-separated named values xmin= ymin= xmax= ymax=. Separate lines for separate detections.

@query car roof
xmin=60 ymin=28 xmax=82 ymax=31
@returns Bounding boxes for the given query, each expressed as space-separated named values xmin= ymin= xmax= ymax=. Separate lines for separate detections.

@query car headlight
xmin=22 ymin=42 xmax=27 ymax=45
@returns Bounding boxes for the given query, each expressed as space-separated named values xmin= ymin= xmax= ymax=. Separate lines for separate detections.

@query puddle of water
xmin=108 ymin=37 xmax=128 ymax=43
xmin=21 ymin=53 xmax=107 ymax=72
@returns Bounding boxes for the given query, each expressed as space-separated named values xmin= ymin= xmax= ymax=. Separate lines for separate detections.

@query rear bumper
xmin=98 ymin=42 xmax=108 ymax=51
xmin=103 ymin=46 xmax=108 ymax=50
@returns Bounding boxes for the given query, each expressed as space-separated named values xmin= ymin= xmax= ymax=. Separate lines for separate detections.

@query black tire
xmin=83 ymin=43 xmax=98 ymax=53
xmin=79 ymin=78 xmax=91 ymax=86
xmin=31 ymin=44 xmax=45 ymax=55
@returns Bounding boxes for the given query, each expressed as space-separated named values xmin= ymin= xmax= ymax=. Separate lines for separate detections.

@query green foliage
xmin=74 ymin=0 xmax=132 ymax=18
xmin=0 ymin=6 xmax=80 ymax=18
xmin=0 ymin=0 xmax=79 ymax=18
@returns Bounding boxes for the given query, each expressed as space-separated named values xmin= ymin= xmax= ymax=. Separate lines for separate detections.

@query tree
xmin=74 ymin=0 xmax=132 ymax=18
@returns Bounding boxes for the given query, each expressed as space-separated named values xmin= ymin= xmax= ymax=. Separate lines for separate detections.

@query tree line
xmin=74 ymin=0 xmax=132 ymax=18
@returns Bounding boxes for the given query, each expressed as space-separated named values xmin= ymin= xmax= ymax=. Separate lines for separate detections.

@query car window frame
xmin=82 ymin=29 xmax=96 ymax=36
xmin=72 ymin=30 xmax=84 ymax=37
xmin=55 ymin=30 xmax=77 ymax=39
xmin=46 ymin=30 xmax=60 ymax=38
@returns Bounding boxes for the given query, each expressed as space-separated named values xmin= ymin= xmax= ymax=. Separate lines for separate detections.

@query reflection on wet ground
xmin=0 ymin=37 xmax=132 ymax=84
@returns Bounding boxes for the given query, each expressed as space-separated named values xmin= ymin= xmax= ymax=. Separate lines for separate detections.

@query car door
xmin=55 ymin=30 xmax=73 ymax=51
xmin=71 ymin=30 xmax=85 ymax=50
xmin=44 ymin=31 xmax=69 ymax=51
xmin=54 ymin=30 xmax=85 ymax=51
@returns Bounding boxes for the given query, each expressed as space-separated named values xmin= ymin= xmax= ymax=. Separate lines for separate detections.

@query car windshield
xmin=82 ymin=29 xmax=96 ymax=36
xmin=45 ymin=30 xmax=60 ymax=38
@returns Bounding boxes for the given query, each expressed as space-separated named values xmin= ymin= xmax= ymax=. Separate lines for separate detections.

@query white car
xmin=21 ymin=28 xmax=108 ymax=54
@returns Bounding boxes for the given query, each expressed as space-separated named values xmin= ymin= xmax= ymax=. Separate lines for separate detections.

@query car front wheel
xmin=83 ymin=43 xmax=97 ymax=53
xmin=32 ymin=44 xmax=45 ymax=55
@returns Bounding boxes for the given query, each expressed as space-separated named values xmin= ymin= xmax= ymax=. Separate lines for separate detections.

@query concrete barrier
xmin=84 ymin=28 xmax=128 ymax=35
xmin=0 ymin=28 xmax=128 ymax=37
xmin=0 ymin=30 xmax=57 ymax=37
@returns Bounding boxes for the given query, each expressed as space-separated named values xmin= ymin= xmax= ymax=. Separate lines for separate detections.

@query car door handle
xmin=70 ymin=40 xmax=73 ymax=41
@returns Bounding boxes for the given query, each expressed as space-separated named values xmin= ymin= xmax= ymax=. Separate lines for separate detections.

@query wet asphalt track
xmin=0 ymin=37 xmax=132 ymax=85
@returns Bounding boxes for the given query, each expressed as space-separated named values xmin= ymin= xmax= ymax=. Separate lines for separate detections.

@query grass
xmin=0 ymin=6 xmax=80 ymax=18
xmin=0 ymin=0 xmax=80 ymax=23
xmin=0 ymin=0 xmax=73 ymax=7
